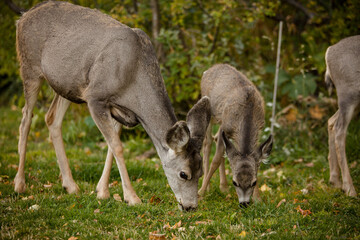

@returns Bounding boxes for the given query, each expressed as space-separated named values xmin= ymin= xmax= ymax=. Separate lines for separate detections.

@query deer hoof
xmin=96 ymin=189 xmax=110 ymax=199
xmin=125 ymin=195 xmax=142 ymax=205
xmin=63 ymin=183 xmax=79 ymax=194
xmin=329 ymin=176 xmax=342 ymax=189
xmin=219 ymin=184 xmax=229 ymax=193
xmin=343 ymin=185 xmax=357 ymax=197
xmin=14 ymin=174 xmax=26 ymax=193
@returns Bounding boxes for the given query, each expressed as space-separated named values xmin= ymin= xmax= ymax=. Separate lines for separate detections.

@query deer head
xmin=222 ymin=131 xmax=273 ymax=207
xmin=163 ymin=96 xmax=211 ymax=211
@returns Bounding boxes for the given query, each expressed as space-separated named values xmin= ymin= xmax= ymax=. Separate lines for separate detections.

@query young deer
xmin=325 ymin=35 xmax=360 ymax=197
xmin=198 ymin=64 xmax=273 ymax=207
xmin=14 ymin=1 xmax=211 ymax=211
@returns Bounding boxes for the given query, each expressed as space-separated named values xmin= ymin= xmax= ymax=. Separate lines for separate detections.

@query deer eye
xmin=251 ymin=181 xmax=257 ymax=188
xmin=180 ymin=171 xmax=188 ymax=180
xmin=232 ymin=180 xmax=238 ymax=187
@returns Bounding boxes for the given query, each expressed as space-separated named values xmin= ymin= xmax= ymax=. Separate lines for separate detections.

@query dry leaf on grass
xmin=149 ymin=231 xmax=166 ymax=240
xmin=309 ymin=105 xmax=326 ymax=120
xmin=94 ymin=208 xmax=100 ymax=213
xmin=276 ymin=199 xmax=286 ymax=208
xmin=113 ymin=194 xmax=122 ymax=202
xmin=239 ymin=231 xmax=247 ymax=237
xmin=295 ymin=205 xmax=312 ymax=217
xmin=29 ymin=204 xmax=40 ymax=211
xmin=68 ymin=237 xmax=78 ymax=240
xmin=260 ymin=184 xmax=271 ymax=192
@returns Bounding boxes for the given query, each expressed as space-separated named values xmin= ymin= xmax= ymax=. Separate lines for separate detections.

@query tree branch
xmin=282 ymin=0 xmax=315 ymax=20
xmin=5 ymin=0 xmax=27 ymax=15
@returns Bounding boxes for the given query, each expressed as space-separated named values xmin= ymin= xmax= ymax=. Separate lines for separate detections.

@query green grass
xmin=0 ymin=104 xmax=359 ymax=239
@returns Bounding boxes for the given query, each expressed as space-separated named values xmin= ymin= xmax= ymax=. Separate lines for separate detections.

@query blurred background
xmin=1 ymin=0 xmax=359 ymax=141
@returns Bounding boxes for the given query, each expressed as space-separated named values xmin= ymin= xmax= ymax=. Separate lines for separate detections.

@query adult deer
xmin=14 ymin=1 xmax=211 ymax=211
xmin=325 ymin=35 xmax=360 ymax=197
xmin=198 ymin=64 xmax=273 ymax=207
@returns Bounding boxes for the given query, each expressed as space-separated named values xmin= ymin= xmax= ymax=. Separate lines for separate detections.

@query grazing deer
xmin=14 ymin=1 xmax=211 ymax=211
xmin=198 ymin=64 xmax=273 ymax=207
xmin=325 ymin=35 xmax=360 ymax=197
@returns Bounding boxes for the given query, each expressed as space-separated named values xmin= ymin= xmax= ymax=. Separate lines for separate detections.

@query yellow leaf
xmin=239 ymin=231 xmax=247 ymax=237
xmin=260 ymin=184 xmax=271 ymax=192
xmin=35 ymin=131 xmax=41 ymax=138
xmin=309 ymin=105 xmax=325 ymax=120
xmin=68 ymin=237 xmax=78 ymax=240
xmin=113 ymin=194 xmax=122 ymax=202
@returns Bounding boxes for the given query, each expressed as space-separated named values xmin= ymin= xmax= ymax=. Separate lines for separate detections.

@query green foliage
xmin=1 ymin=0 xmax=360 ymax=110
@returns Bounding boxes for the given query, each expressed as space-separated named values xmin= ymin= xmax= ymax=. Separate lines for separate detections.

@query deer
xmin=325 ymin=35 xmax=360 ymax=197
xmin=198 ymin=64 xmax=273 ymax=207
xmin=13 ymin=1 xmax=211 ymax=211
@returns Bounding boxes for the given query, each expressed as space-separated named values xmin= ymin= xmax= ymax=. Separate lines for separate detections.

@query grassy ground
xmin=0 ymin=101 xmax=359 ymax=239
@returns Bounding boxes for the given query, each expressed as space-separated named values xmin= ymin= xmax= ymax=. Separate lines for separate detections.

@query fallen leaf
xmin=113 ymin=194 xmax=122 ymax=202
xmin=309 ymin=105 xmax=326 ymax=120
xmin=149 ymin=231 xmax=166 ymax=240
xmin=260 ymin=184 xmax=271 ymax=192
xmin=136 ymin=178 xmax=143 ymax=183
xmin=350 ymin=161 xmax=357 ymax=169
xmin=109 ymin=181 xmax=119 ymax=187
xmin=301 ymin=189 xmax=309 ymax=195
xmin=239 ymin=231 xmax=247 ymax=237
xmin=276 ymin=199 xmax=286 ymax=208
xmin=94 ymin=209 xmax=100 ymax=213
xmin=68 ymin=236 xmax=78 ymax=240
xmin=163 ymin=222 xmax=171 ymax=230
xmin=295 ymin=205 xmax=312 ymax=217
xmin=7 ymin=164 xmax=18 ymax=169
xmin=84 ymin=147 xmax=92 ymax=155
xmin=195 ymin=220 xmax=213 ymax=225
xmin=149 ymin=195 xmax=161 ymax=204
xmin=44 ymin=184 xmax=52 ymax=188
xmin=171 ymin=220 xmax=181 ymax=229
xmin=294 ymin=158 xmax=303 ymax=163
xmin=305 ymin=162 xmax=314 ymax=167
xmin=29 ymin=204 xmax=40 ymax=211
xmin=28 ymin=195 xmax=34 ymax=200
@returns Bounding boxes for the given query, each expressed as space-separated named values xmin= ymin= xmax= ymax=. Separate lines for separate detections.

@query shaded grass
xmin=0 ymin=105 xmax=359 ymax=239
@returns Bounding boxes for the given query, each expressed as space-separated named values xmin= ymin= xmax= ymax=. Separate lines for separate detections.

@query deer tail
xmin=324 ymin=47 xmax=334 ymax=95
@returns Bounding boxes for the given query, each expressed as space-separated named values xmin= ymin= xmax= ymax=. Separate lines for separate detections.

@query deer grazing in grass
xmin=14 ymin=1 xmax=211 ymax=211
xmin=325 ymin=35 xmax=360 ymax=197
xmin=198 ymin=64 xmax=273 ymax=207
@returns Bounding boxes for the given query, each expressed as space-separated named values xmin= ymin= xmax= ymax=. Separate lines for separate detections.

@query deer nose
xmin=179 ymin=203 xmax=197 ymax=212
xmin=239 ymin=201 xmax=250 ymax=208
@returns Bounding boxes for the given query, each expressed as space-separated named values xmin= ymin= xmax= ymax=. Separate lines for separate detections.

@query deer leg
xmin=88 ymin=100 xmax=141 ymax=205
xmin=14 ymin=78 xmax=43 ymax=193
xmin=96 ymin=121 xmax=122 ymax=199
xmin=198 ymin=129 xmax=225 ymax=196
xmin=327 ymin=110 xmax=341 ymax=188
xmin=219 ymin=159 xmax=229 ymax=192
xmin=45 ymin=94 xmax=79 ymax=194
xmin=201 ymin=123 xmax=212 ymax=192
xmin=334 ymin=102 xmax=357 ymax=196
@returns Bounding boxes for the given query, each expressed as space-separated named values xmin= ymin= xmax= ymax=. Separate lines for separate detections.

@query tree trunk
xmin=151 ymin=0 xmax=163 ymax=61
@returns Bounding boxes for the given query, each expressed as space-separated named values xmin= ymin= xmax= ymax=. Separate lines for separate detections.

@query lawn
xmin=0 ymin=100 xmax=359 ymax=239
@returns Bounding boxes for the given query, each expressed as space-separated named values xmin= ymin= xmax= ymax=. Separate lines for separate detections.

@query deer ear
xmin=186 ymin=96 xmax=211 ymax=150
xmin=221 ymin=130 xmax=237 ymax=159
xmin=166 ymin=121 xmax=190 ymax=152
xmin=257 ymin=135 xmax=273 ymax=160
